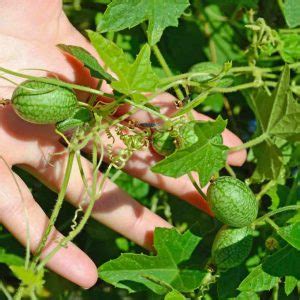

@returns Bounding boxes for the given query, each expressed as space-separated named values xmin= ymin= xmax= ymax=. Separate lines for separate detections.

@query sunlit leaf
xmin=88 ymin=31 xmax=159 ymax=95
xmin=151 ymin=117 xmax=228 ymax=186
xmin=277 ymin=222 xmax=300 ymax=250
xmin=98 ymin=228 xmax=206 ymax=294
xmin=98 ymin=0 xmax=190 ymax=45
xmin=238 ymin=265 xmax=279 ymax=292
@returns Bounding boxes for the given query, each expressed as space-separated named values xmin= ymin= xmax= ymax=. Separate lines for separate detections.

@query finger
xmin=0 ymin=160 xmax=98 ymax=288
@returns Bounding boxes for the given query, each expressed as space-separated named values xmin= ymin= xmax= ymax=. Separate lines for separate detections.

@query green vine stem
xmin=36 ymin=133 xmax=106 ymax=270
xmin=188 ymin=173 xmax=208 ymax=201
xmin=225 ymin=163 xmax=236 ymax=178
xmin=229 ymin=133 xmax=269 ymax=152
xmin=124 ymin=99 xmax=169 ymax=121
xmin=31 ymin=150 xmax=75 ymax=266
xmin=13 ymin=286 xmax=25 ymax=300
xmin=151 ymin=44 xmax=185 ymax=101
xmin=256 ymin=180 xmax=276 ymax=201
xmin=0 ymin=66 xmax=104 ymax=96
xmin=0 ymin=281 xmax=12 ymax=300
xmin=37 ymin=163 xmax=112 ymax=271
xmin=253 ymin=205 xmax=300 ymax=225
xmin=265 ymin=217 xmax=280 ymax=231
xmin=160 ymin=62 xmax=300 ymax=84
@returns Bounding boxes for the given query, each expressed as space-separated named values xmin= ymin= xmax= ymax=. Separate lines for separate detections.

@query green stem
xmin=0 ymin=281 xmax=12 ymax=300
xmin=124 ymin=99 xmax=169 ymax=121
xmin=230 ymin=133 xmax=268 ymax=152
xmin=151 ymin=44 xmax=184 ymax=100
xmin=225 ymin=163 xmax=236 ymax=178
xmin=37 ymin=164 xmax=113 ymax=271
xmin=256 ymin=180 xmax=276 ymax=201
xmin=280 ymin=28 xmax=300 ymax=33
xmin=31 ymin=150 xmax=75 ymax=266
xmin=37 ymin=135 xmax=107 ymax=270
xmin=277 ymin=0 xmax=285 ymax=16
xmin=213 ymin=81 xmax=263 ymax=93
xmin=253 ymin=205 xmax=300 ymax=225
xmin=0 ymin=66 xmax=104 ymax=96
xmin=266 ymin=217 xmax=280 ymax=231
xmin=188 ymin=173 xmax=207 ymax=201
xmin=161 ymin=62 xmax=300 ymax=84
xmin=13 ymin=286 xmax=25 ymax=300
xmin=272 ymin=282 xmax=279 ymax=300
xmin=88 ymin=80 xmax=102 ymax=106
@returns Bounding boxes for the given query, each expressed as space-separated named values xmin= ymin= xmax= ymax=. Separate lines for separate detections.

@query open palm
xmin=0 ymin=0 xmax=246 ymax=288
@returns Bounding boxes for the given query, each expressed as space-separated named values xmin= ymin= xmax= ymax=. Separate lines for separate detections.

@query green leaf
xmin=236 ymin=291 xmax=260 ymax=300
xmin=112 ymin=170 xmax=149 ymax=200
xmin=284 ymin=276 xmax=298 ymax=296
xmin=277 ymin=222 xmax=300 ymax=250
xmin=251 ymin=141 xmax=283 ymax=182
xmin=0 ymin=248 xmax=24 ymax=266
xmin=151 ymin=117 xmax=228 ymax=186
xmin=283 ymin=0 xmax=300 ymax=28
xmin=88 ymin=31 xmax=159 ymax=95
xmin=251 ymin=65 xmax=300 ymax=142
xmin=57 ymin=44 xmax=114 ymax=82
xmin=262 ymin=245 xmax=300 ymax=279
xmin=98 ymin=228 xmax=206 ymax=294
xmin=98 ymin=0 xmax=190 ymax=45
xmin=164 ymin=290 xmax=186 ymax=300
xmin=238 ymin=265 xmax=279 ymax=292
xmin=279 ymin=33 xmax=300 ymax=63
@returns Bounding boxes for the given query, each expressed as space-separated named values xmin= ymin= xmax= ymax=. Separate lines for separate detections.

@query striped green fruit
xmin=212 ymin=225 xmax=253 ymax=270
xmin=207 ymin=176 xmax=258 ymax=227
xmin=12 ymin=80 xmax=78 ymax=124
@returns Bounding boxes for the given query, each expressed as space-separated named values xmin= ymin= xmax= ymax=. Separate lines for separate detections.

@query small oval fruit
xmin=151 ymin=131 xmax=176 ymax=156
xmin=207 ymin=176 xmax=258 ymax=227
xmin=12 ymin=80 xmax=78 ymax=124
xmin=212 ymin=225 xmax=253 ymax=270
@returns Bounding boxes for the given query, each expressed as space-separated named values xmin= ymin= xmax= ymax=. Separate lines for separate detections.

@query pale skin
xmin=0 ymin=0 xmax=247 ymax=289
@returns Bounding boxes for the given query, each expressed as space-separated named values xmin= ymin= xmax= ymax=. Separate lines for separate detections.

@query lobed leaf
xmin=98 ymin=0 xmax=190 ymax=45
xmin=98 ymin=228 xmax=206 ymax=294
xmin=88 ymin=31 xmax=159 ymax=95
xmin=151 ymin=117 xmax=228 ymax=186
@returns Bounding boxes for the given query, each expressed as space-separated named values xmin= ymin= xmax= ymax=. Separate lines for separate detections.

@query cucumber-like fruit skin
xmin=12 ymin=80 xmax=78 ymax=124
xmin=152 ymin=131 xmax=176 ymax=156
xmin=207 ymin=176 xmax=258 ymax=227
xmin=212 ymin=225 xmax=253 ymax=270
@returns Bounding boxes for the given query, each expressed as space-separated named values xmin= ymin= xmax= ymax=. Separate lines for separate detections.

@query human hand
xmin=0 ymin=0 xmax=246 ymax=289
